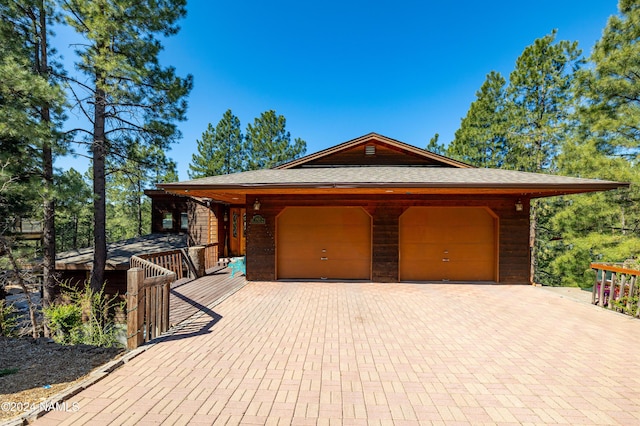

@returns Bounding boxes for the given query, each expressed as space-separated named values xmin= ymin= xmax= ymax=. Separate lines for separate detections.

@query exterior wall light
xmin=253 ymin=199 xmax=261 ymax=211
xmin=515 ymin=199 xmax=524 ymax=212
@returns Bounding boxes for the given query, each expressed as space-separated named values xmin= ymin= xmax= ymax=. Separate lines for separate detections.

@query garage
xmin=399 ymin=207 xmax=497 ymax=282
xmin=276 ymin=207 xmax=372 ymax=280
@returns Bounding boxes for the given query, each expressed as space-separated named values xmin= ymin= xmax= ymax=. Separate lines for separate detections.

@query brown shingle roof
xmin=161 ymin=166 xmax=626 ymax=191
xmin=56 ymin=233 xmax=188 ymax=270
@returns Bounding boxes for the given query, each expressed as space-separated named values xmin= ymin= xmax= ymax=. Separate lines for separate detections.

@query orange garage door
xmin=400 ymin=207 xmax=497 ymax=281
xmin=277 ymin=207 xmax=371 ymax=280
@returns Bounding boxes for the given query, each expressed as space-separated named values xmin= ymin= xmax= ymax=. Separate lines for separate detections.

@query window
xmin=162 ymin=213 xmax=173 ymax=230
xmin=180 ymin=212 xmax=188 ymax=230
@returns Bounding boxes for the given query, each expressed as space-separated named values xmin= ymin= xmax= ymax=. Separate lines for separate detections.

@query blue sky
xmin=56 ymin=0 xmax=620 ymax=181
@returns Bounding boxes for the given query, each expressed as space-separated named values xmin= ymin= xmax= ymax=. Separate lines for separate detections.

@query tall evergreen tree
xmin=245 ymin=110 xmax=306 ymax=170
xmin=62 ymin=0 xmax=192 ymax=290
xmin=0 ymin=0 xmax=65 ymax=311
xmin=189 ymin=109 xmax=244 ymax=178
xmin=504 ymin=31 xmax=583 ymax=284
xmin=504 ymin=30 xmax=583 ymax=173
xmin=449 ymin=71 xmax=507 ymax=168
xmin=547 ymin=0 xmax=640 ymax=286
xmin=587 ymin=0 xmax=640 ymax=157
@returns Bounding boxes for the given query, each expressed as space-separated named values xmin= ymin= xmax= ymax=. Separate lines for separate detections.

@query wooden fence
xmin=591 ymin=262 xmax=640 ymax=318
xmin=127 ymin=256 xmax=176 ymax=349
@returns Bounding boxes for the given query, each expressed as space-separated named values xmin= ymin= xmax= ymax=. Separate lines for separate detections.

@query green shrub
xmin=43 ymin=303 xmax=83 ymax=344
xmin=43 ymin=282 xmax=123 ymax=348
xmin=0 ymin=300 xmax=19 ymax=337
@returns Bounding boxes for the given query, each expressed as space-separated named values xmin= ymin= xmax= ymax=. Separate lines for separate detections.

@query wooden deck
xmin=169 ymin=267 xmax=246 ymax=327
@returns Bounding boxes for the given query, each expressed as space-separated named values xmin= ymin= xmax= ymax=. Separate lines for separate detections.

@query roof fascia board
xmin=275 ymin=132 xmax=474 ymax=169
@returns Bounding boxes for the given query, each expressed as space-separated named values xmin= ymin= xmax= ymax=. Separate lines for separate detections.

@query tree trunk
xmin=90 ymin=86 xmax=107 ymax=292
xmin=72 ymin=214 xmax=78 ymax=249
xmin=37 ymin=1 xmax=57 ymax=331
xmin=137 ymin=179 xmax=143 ymax=236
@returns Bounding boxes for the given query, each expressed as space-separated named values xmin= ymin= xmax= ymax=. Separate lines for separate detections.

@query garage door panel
xmin=277 ymin=207 xmax=371 ymax=280
xmin=400 ymin=207 xmax=496 ymax=282
xmin=448 ymin=260 xmax=495 ymax=281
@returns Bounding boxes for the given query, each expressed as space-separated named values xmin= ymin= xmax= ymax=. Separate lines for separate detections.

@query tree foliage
xmin=188 ymin=109 xmax=244 ymax=178
xmin=190 ymin=110 xmax=307 ymax=175
xmin=0 ymin=0 xmax=67 ymax=313
xmin=55 ymin=169 xmax=93 ymax=252
xmin=107 ymin=144 xmax=177 ymax=241
xmin=504 ymin=30 xmax=583 ymax=173
xmin=61 ymin=0 xmax=192 ymax=290
xmin=545 ymin=1 xmax=640 ymax=287
xmin=449 ymin=72 xmax=507 ymax=168
xmin=245 ymin=110 xmax=307 ymax=170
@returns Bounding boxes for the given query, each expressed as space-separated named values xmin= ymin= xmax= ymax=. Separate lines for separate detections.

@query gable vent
xmin=365 ymin=145 xmax=376 ymax=155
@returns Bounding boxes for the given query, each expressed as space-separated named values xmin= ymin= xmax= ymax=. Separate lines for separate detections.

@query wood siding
xmin=245 ymin=195 xmax=530 ymax=284
xmin=298 ymin=142 xmax=451 ymax=167
xmin=149 ymin=192 xmax=221 ymax=247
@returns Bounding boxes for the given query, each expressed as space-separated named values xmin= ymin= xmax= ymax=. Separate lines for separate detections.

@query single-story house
xmin=155 ymin=132 xmax=627 ymax=284
xmin=55 ymin=233 xmax=189 ymax=293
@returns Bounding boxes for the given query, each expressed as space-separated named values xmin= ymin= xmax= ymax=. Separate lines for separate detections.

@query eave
xmin=160 ymin=182 xmax=627 ymax=205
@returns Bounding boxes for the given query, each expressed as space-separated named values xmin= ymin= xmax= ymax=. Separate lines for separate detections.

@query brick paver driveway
xmin=37 ymin=283 xmax=640 ymax=425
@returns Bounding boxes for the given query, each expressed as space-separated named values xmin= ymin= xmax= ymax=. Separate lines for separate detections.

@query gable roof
xmin=277 ymin=132 xmax=473 ymax=169
xmin=157 ymin=133 xmax=629 ymax=204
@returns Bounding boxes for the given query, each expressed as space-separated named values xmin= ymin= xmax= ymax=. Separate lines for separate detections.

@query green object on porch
xmin=229 ymin=256 xmax=246 ymax=278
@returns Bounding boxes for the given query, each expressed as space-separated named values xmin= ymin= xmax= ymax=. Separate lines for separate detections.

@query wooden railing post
xmin=127 ymin=268 xmax=145 ymax=350
xmin=607 ymin=273 xmax=616 ymax=309
xmin=592 ymin=270 xmax=598 ymax=305
xmin=163 ymin=278 xmax=171 ymax=332
xmin=598 ymin=268 xmax=606 ymax=307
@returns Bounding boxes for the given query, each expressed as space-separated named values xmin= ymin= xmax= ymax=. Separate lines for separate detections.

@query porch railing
xmin=127 ymin=256 xmax=176 ymax=349
xmin=137 ymin=249 xmax=186 ymax=280
xmin=203 ymin=242 xmax=219 ymax=271
xmin=590 ymin=262 xmax=640 ymax=318
xmin=136 ymin=242 xmax=220 ymax=280
xmin=126 ymin=243 xmax=222 ymax=349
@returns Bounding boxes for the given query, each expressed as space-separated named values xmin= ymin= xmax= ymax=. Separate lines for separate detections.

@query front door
xmin=229 ymin=207 xmax=246 ymax=256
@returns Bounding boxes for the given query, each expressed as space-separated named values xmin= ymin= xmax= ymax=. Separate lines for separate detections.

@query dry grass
xmin=0 ymin=336 xmax=123 ymax=421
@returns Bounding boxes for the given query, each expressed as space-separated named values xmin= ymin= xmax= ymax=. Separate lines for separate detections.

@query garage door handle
xmin=321 ymin=257 xmax=328 ymax=261
xmin=442 ymin=258 xmax=450 ymax=262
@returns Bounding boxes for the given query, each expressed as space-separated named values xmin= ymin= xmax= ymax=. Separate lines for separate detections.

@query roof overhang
xmin=159 ymin=182 xmax=628 ymax=204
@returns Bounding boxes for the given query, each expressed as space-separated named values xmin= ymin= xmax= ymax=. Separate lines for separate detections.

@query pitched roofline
xmin=275 ymin=132 xmax=474 ymax=169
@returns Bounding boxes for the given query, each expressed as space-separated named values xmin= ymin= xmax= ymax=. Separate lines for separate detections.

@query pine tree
xmin=504 ymin=30 xmax=583 ymax=173
xmin=189 ymin=109 xmax=244 ymax=178
xmin=245 ymin=110 xmax=306 ymax=170
xmin=55 ymin=169 xmax=93 ymax=251
xmin=425 ymin=133 xmax=445 ymax=155
xmin=587 ymin=0 xmax=640 ymax=157
xmin=62 ymin=0 xmax=192 ymax=290
xmin=449 ymin=71 xmax=507 ymax=168
xmin=107 ymin=144 xmax=177 ymax=241
xmin=0 ymin=0 xmax=65 ymax=312
xmin=547 ymin=1 xmax=640 ymax=286
xmin=503 ymin=31 xmax=583 ymax=284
